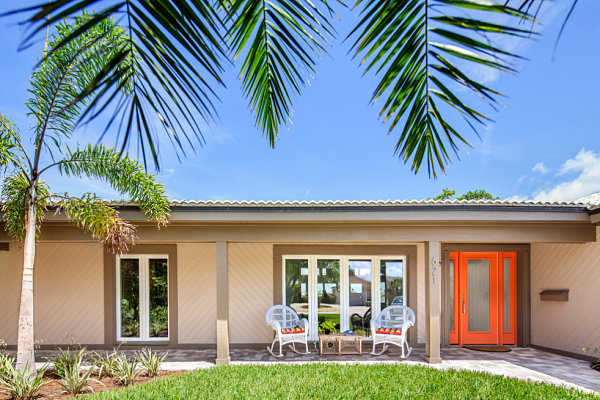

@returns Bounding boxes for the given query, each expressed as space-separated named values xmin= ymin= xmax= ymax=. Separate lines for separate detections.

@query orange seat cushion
xmin=281 ymin=327 xmax=305 ymax=334
xmin=376 ymin=328 xmax=403 ymax=335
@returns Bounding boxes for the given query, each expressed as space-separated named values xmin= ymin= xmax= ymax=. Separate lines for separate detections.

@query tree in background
xmin=0 ymin=15 xmax=170 ymax=374
xmin=432 ymin=188 xmax=456 ymax=201
xmin=431 ymin=188 xmax=498 ymax=200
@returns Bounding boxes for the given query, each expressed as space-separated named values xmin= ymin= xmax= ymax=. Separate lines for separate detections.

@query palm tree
xmin=0 ymin=14 xmax=170 ymax=374
xmin=3 ymin=0 xmax=534 ymax=176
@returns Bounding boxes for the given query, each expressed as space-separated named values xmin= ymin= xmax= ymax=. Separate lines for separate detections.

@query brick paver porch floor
xmin=27 ymin=346 xmax=599 ymax=394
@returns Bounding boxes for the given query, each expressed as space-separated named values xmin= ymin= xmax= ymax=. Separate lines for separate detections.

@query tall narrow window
xmin=284 ymin=259 xmax=309 ymax=318
xmin=117 ymin=256 xmax=169 ymax=341
xmin=120 ymin=259 xmax=140 ymax=338
xmin=317 ymin=259 xmax=341 ymax=330
xmin=349 ymin=260 xmax=372 ymax=336
xmin=380 ymin=260 xmax=405 ymax=307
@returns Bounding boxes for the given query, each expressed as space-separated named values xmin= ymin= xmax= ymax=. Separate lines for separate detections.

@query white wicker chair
xmin=370 ymin=305 xmax=415 ymax=358
xmin=265 ymin=305 xmax=310 ymax=357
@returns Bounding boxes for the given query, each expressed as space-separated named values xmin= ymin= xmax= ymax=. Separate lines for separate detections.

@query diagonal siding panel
xmin=35 ymin=243 xmax=104 ymax=345
xmin=531 ymin=229 xmax=600 ymax=356
xmin=229 ymin=243 xmax=273 ymax=344
xmin=177 ymin=243 xmax=216 ymax=344
xmin=0 ymin=245 xmax=23 ymax=345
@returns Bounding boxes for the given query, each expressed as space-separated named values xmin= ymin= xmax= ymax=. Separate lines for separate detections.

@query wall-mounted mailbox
xmin=540 ymin=289 xmax=569 ymax=301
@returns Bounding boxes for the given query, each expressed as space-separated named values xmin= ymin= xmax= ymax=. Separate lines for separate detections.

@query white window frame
xmin=116 ymin=254 xmax=170 ymax=342
xmin=282 ymin=254 xmax=407 ymax=341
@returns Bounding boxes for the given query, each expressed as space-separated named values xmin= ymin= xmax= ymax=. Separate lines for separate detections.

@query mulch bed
xmin=0 ymin=370 xmax=187 ymax=400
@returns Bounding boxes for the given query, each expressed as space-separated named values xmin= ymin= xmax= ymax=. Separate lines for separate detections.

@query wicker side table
xmin=318 ymin=334 xmax=363 ymax=355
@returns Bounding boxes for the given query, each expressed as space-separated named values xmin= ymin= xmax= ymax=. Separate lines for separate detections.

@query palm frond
xmin=8 ymin=1 xmax=227 ymax=169
xmin=228 ymin=0 xmax=336 ymax=145
xmin=1 ymin=172 xmax=49 ymax=242
xmin=58 ymin=144 xmax=170 ymax=225
xmin=349 ymin=0 xmax=532 ymax=177
xmin=0 ymin=115 xmax=26 ymax=173
xmin=27 ymin=13 xmax=133 ymax=168
xmin=57 ymin=194 xmax=136 ymax=254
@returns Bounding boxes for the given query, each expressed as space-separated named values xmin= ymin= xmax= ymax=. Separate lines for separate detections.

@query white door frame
xmin=116 ymin=254 xmax=170 ymax=342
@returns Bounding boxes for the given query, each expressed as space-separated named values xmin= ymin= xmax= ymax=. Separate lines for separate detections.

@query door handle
xmin=462 ymin=294 xmax=465 ymax=314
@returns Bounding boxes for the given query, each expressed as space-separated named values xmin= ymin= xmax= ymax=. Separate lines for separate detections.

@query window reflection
xmin=120 ymin=259 xmax=140 ymax=338
xmin=149 ymin=259 xmax=168 ymax=338
xmin=380 ymin=260 xmax=404 ymax=307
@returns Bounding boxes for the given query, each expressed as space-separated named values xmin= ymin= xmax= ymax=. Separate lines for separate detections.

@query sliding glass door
xmin=283 ymin=255 xmax=406 ymax=340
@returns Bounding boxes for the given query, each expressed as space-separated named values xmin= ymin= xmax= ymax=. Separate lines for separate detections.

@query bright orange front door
xmin=450 ymin=252 xmax=517 ymax=346
xmin=459 ymin=252 xmax=499 ymax=345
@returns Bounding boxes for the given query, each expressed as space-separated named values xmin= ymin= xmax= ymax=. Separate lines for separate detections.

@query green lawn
xmin=82 ymin=363 xmax=597 ymax=399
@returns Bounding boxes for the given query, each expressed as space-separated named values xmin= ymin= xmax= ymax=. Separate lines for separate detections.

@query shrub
xmin=136 ymin=348 xmax=166 ymax=377
xmin=318 ymin=320 xmax=337 ymax=334
xmin=0 ymin=354 xmax=15 ymax=380
xmin=91 ymin=350 xmax=120 ymax=378
xmin=114 ymin=355 xmax=141 ymax=386
xmin=57 ymin=355 xmax=99 ymax=396
xmin=0 ymin=363 xmax=47 ymax=400
xmin=47 ymin=348 xmax=87 ymax=378
xmin=583 ymin=347 xmax=600 ymax=371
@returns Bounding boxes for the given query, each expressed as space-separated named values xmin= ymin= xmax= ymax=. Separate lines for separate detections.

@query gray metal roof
xmin=91 ymin=198 xmax=593 ymax=211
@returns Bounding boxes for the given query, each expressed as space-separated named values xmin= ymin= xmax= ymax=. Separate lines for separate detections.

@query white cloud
xmin=532 ymin=149 xmax=600 ymax=201
xmin=505 ymin=194 xmax=527 ymax=202
xmin=159 ymin=168 xmax=176 ymax=177
xmin=532 ymin=162 xmax=549 ymax=175
xmin=209 ymin=193 xmax=234 ymax=201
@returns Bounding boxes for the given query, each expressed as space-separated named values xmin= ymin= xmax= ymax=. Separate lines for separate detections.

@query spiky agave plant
xmin=0 ymin=14 xmax=170 ymax=374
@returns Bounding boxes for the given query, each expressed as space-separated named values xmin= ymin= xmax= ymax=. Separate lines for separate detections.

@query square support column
xmin=425 ymin=241 xmax=442 ymax=364
xmin=216 ymin=241 xmax=230 ymax=365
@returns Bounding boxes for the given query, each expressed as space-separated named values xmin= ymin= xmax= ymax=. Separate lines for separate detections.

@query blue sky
xmin=1 ymin=2 xmax=600 ymax=202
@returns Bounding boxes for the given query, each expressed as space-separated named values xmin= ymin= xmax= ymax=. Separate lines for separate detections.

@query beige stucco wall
xmin=228 ymin=243 xmax=273 ymax=344
xmin=531 ymin=231 xmax=600 ymax=356
xmin=0 ymin=242 xmax=104 ymax=345
xmin=177 ymin=243 xmax=217 ymax=344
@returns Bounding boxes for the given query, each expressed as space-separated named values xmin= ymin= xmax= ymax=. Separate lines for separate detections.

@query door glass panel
xmin=449 ymin=259 xmax=454 ymax=332
xmin=380 ymin=260 xmax=404 ymax=307
xmin=317 ymin=259 xmax=340 ymax=332
xmin=348 ymin=260 xmax=372 ymax=336
xmin=120 ymin=259 xmax=140 ymax=338
xmin=504 ymin=259 xmax=510 ymax=332
xmin=467 ymin=259 xmax=490 ymax=332
xmin=149 ymin=259 xmax=169 ymax=338
xmin=284 ymin=259 xmax=309 ymax=319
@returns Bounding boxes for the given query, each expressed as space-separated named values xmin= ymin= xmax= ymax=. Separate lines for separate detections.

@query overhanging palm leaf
xmin=5 ymin=1 xmax=228 ymax=168
xmin=58 ymin=194 xmax=136 ymax=253
xmin=349 ymin=0 xmax=532 ymax=177
xmin=58 ymin=144 xmax=170 ymax=225
xmin=228 ymin=0 xmax=336 ymax=145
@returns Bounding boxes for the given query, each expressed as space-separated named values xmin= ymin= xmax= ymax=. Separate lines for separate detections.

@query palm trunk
xmin=15 ymin=195 xmax=37 ymax=374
